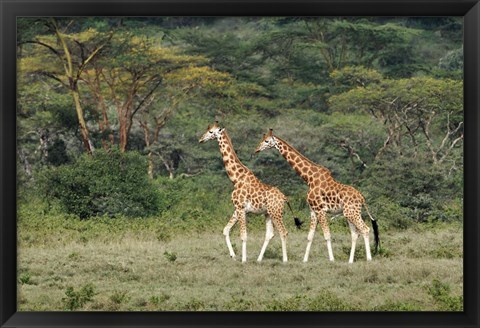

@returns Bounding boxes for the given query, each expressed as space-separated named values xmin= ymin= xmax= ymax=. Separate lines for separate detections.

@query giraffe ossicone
xmin=255 ymin=129 xmax=380 ymax=263
xmin=199 ymin=122 xmax=291 ymax=263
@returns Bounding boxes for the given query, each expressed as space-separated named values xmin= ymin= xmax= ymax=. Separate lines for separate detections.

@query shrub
xmin=18 ymin=272 xmax=32 ymax=285
xmin=62 ymin=284 xmax=96 ymax=311
xmin=362 ymin=155 xmax=463 ymax=224
xmin=38 ymin=149 xmax=160 ymax=219
xmin=110 ymin=290 xmax=130 ymax=305
xmin=163 ymin=251 xmax=177 ymax=263
xmin=427 ymin=279 xmax=463 ymax=311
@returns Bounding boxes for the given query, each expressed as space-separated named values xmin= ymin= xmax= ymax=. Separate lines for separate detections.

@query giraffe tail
xmin=364 ymin=203 xmax=380 ymax=254
xmin=285 ymin=200 xmax=303 ymax=229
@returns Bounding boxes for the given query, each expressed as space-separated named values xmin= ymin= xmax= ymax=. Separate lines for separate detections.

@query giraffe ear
xmin=207 ymin=124 xmax=211 ymax=129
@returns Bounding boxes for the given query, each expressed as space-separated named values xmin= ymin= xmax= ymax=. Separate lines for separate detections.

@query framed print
xmin=1 ymin=0 xmax=479 ymax=327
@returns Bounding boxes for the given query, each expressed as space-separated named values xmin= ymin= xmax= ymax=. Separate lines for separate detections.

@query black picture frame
xmin=1 ymin=0 xmax=478 ymax=327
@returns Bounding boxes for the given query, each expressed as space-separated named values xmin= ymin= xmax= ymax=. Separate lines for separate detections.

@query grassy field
xmin=17 ymin=202 xmax=463 ymax=312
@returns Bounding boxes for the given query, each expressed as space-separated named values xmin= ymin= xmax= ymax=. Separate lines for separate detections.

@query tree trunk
xmin=71 ymin=87 xmax=94 ymax=154
xmin=119 ymin=118 xmax=128 ymax=152
xmin=147 ymin=151 xmax=154 ymax=179
xmin=18 ymin=148 xmax=33 ymax=178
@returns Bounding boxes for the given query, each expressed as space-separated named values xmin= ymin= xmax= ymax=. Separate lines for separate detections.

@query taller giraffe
xmin=255 ymin=129 xmax=379 ymax=263
xmin=199 ymin=122 xmax=290 ymax=262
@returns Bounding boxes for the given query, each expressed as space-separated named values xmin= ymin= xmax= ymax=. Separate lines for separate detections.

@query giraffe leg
xmin=347 ymin=222 xmax=359 ymax=264
xmin=363 ymin=232 xmax=372 ymax=261
xmin=271 ymin=212 xmax=288 ymax=263
xmin=317 ymin=210 xmax=334 ymax=261
xmin=303 ymin=210 xmax=318 ymax=263
xmin=257 ymin=216 xmax=274 ymax=262
xmin=237 ymin=210 xmax=248 ymax=263
xmin=223 ymin=212 xmax=238 ymax=259
xmin=345 ymin=207 xmax=372 ymax=262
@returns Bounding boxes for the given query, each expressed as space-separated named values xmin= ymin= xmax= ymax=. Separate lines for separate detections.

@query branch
xmin=340 ymin=141 xmax=368 ymax=168
xmin=19 ymin=40 xmax=60 ymax=57
xmin=77 ymin=32 xmax=113 ymax=78
xmin=131 ymin=77 xmax=163 ymax=118
xmin=51 ymin=18 xmax=74 ymax=79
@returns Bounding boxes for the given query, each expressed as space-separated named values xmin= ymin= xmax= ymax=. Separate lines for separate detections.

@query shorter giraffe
xmin=199 ymin=122 xmax=290 ymax=262
xmin=255 ymin=129 xmax=380 ymax=263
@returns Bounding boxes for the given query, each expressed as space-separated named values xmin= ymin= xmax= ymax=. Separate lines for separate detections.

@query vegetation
xmin=17 ymin=16 xmax=463 ymax=311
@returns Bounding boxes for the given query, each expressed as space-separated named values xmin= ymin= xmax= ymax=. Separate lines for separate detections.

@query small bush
xmin=110 ymin=290 xmax=130 ymax=305
xmin=62 ymin=284 xmax=96 ymax=311
xmin=373 ymin=300 xmax=420 ymax=311
xmin=427 ymin=279 xmax=463 ymax=311
xmin=150 ymin=293 xmax=170 ymax=306
xmin=38 ymin=149 xmax=160 ymax=219
xmin=18 ymin=272 xmax=32 ymax=285
xmin=164 ymin=251 xmax=177 ymax=263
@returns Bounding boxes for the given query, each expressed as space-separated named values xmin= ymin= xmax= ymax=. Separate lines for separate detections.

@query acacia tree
xmin=137 ymin=66 xmax=232 ymax=178
xmin=18 ymin=18 xmax=112 ymax=154
xmin=329 ymin=68 xmax=463 ymax=166
xmin=82 ymin=32 xmax=207 ymax=153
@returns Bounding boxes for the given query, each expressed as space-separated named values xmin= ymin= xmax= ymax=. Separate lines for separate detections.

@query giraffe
xmin=199 ymin=122 xmax=290 ymax=263
xmin=255 ymin=129 xmax=380 ymax=263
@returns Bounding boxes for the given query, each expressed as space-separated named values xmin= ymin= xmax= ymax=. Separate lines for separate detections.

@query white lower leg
xmin=257 ymin=219 xmax=274 ymax=262
xmin=348 ymin=234 xmax=358 ymax=264
xmin=257 ymin=239 xmax=270 ymax=262
xmin=223 ymin=226 xmax=236 ymax=258
xmin=303 ymin=229 xmax=315 ymax=262
xmin=281 ymin=236 xmax=288 ymax=262
xmin=364 ymin=234 xmax=372 ymax=261
xmin=326 ymin=239 xmax=334 ymax=261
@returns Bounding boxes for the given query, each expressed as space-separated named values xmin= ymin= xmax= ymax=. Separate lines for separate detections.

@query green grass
xmin=17 ymin=203 xmax=463 ymax=311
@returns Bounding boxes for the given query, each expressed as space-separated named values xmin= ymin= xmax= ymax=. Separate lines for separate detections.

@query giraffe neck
xmin=217 ymin=130 xmax=252 ymax=185
xmin=274 ymin=136 xmax=331 ymax=186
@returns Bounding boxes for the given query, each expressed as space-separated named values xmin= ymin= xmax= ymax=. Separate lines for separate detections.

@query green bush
xmin=427 ymin=279 xmax=463 ymax=311
xmin=362 ymin=155 xmax=463 ymax=224
xmin=62 ymin=284 xmax=96 ymax=311
xmin=38 ymin=149 xmax=160 ymax=219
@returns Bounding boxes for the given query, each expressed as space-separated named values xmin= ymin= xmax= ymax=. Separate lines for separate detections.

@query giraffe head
xmin=255 ymin=129 xmax=278 ymax=153
xmin=199 ymin=121 xmax=224 ymax=143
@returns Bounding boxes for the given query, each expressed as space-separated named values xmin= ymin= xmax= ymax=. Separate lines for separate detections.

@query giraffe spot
xmin=320 ymin=182 xmax=327 ymax=188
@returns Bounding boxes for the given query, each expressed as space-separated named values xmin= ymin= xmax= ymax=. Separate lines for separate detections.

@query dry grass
xmin=17 ymin=220 xmax=463 ymax=311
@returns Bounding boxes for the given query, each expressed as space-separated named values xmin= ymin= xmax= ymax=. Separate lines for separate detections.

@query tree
xmin=329 ymin=69 xmax=463 ymax=166
xmin=18 ymin=18 xmax=112 ymax=154
xmin=137 ymin=65 xmax=232 ymax=178
xmin=82 ymin=31 xmax=207 ymax=152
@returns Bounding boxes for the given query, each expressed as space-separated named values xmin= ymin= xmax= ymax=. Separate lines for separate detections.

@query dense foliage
xmin=38 ymin=150 xmax=160 ymax=218
xmin=17 ymin=17 xmax=463 ymax=224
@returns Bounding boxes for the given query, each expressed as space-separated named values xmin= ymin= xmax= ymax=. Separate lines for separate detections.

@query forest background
xmin=16 ymin=17 xmax=463 ymax=311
